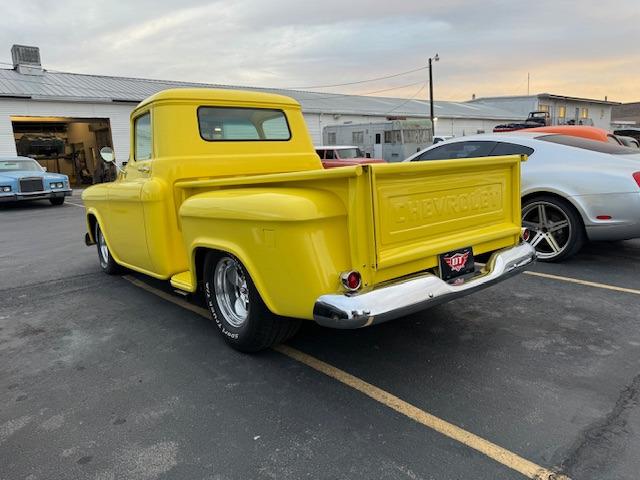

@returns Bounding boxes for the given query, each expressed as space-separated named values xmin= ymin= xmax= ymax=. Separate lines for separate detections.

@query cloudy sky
xmin=1 ymin=1 xmax=638 ymax=102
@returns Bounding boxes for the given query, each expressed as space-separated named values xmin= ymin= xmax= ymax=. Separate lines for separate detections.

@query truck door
xmin=106 ymin=112 xmax=153 ymax=271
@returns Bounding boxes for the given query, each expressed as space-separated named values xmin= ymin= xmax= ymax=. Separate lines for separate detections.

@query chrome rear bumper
xmin=313 ymin=242 xmax=536 ymax=329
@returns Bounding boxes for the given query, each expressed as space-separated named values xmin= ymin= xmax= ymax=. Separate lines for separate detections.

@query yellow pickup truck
xmin=82 ymin=88 xmax=535 ymax=352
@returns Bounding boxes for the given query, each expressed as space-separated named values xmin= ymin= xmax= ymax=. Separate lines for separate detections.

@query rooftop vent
xmin=11 ymin=44 xmax=43 ymax=76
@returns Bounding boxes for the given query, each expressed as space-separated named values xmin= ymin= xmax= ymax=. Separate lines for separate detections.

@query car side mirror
xmin=41 ymin=166 xmax=47 ymax=172
xmin=100 ymin=146 xmax=115 ymax=163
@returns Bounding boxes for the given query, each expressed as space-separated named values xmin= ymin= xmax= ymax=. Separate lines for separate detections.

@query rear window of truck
xmin=197 ymin=107 xmax=291 ymax=141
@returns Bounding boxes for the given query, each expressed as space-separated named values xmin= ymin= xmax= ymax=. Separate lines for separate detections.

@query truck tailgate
xmin=370 ymin=155 xmax=522 ymax=275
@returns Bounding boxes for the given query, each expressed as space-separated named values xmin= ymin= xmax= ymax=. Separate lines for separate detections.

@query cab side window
xmin=134 ymin=113 xmax=152 ymax=161
xmin=324 ymin=149 xmax=336 ymax=159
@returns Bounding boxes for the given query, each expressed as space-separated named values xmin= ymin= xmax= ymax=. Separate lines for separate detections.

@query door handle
xmin=137 ymin=165 xmax=151 ymax=174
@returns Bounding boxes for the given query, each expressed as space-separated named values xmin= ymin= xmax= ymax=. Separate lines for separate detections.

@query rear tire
xmin=522 ymin=195 xmax=585 ymax=262
xmin=50 ymin=197 xmax=65 ymax=206
xmin=95 ymin=223 xmax=121 ymax=274
xmin=203 ymin=252 xmax=300 ymax=352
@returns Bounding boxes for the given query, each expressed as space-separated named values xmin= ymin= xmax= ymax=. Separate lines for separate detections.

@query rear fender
xmin=180 ymin=188 xmax=350 ymax=319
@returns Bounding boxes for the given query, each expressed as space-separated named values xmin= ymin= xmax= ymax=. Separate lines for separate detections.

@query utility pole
xmin=428 ymin=54 xmax=439 ymax=131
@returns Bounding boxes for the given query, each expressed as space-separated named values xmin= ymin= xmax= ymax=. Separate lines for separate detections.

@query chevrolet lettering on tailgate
xmin=391 ymin=185 xmax=502 ymax=225
xmin=82 ymin=88 xmax=535 ymax=352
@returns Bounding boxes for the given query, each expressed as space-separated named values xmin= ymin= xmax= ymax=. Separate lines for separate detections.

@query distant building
xmin=612 ymin=102 xmax=640 ymax=127
xmin=0 ymin=45 xmax=520 ymax=183
xmin=468 ymin=93 xmax=620 ymax=130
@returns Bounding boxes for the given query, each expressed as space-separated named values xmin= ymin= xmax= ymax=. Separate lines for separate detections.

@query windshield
xmin=337 ymin=148 xmax=363 ymax=159
xmin=0 ymin=159 xmax=43 ymax=172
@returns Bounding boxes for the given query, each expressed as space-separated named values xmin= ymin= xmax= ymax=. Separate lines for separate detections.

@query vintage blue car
xmin=0 ymin=156 xmax=72 ymax=205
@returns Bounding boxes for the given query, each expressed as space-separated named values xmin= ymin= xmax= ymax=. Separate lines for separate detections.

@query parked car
xmin=0 ymin=156 xmax=71 ymax=205
xmin=315 ymin=145 xmax=385 ymax=168
xmin=525 ymin=125 xmax=623 ymax=145
xmin=83 ymin=88 xmax=534 ymax=352
xmin=405 ymin=133 xmax=640 ymax=262
xmin=493 ymin=111 xmax=551 ymax=132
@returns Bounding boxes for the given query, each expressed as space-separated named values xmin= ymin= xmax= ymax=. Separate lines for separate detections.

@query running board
xmin=170 ymin=271 xmax=196 ymax=293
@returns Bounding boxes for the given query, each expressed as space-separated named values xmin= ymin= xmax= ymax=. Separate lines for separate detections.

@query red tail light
xmin=340 ymin=271 xmax=362 ymax=291
xmin=634 ymin=172 xmax=640 ymax=188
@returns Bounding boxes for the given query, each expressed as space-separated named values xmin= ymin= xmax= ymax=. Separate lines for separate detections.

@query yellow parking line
xmin=524 ymin=271 xmax=640 ymax=296
xmin=122 ymin=275 xmax=569 ymax=480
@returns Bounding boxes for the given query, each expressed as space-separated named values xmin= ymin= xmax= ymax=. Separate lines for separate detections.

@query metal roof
xmin=470 ymin=93 xmax=620 ymax=106
xmin=0 ymin=67 xmax=521 ymax=120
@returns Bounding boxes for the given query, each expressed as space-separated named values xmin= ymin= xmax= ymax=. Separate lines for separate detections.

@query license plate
xmin=438 ymin=246 xmax=475 ymax=281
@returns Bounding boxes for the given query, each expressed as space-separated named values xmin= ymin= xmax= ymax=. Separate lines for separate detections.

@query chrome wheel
xmin=522 ymin=201 xmax=571 ymax=260
xmin=97 ymin=226 xmax=109 ymax=267
xmin=214 ymin=257 xmax=250 ymax=328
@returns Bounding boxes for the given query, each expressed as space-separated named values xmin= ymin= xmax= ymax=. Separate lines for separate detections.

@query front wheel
xmin=203 ymin=252 xmax=300 ymax=352
xmin=522 ymin=195 xmax=585 ymax=262
xmin=50 ymin=197 xmax=65 ymax=206
xmin=95 ymin=223 xmax=121 ymax=274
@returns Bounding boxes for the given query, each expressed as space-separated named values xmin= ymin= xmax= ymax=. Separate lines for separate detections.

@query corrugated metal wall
xmin=0 ymin=99 xmax=520 ymax=161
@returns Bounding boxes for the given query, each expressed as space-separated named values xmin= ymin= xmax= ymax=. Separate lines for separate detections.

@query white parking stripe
xmin=524 ymin=270 xmax=640 ymax=296
xmin=65 ymin=201 xmax=85 ymax=208
xmin=122 ymin=274 xmax=570 ymax=480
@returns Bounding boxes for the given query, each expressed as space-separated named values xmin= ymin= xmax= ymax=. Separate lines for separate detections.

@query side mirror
xmin=100 ymin=146 xmax=115 ymax=163
xmin=99 ymin=146 xmax=125 ymax=176
xmin=41 ymin=166 xmax=47 ymax=172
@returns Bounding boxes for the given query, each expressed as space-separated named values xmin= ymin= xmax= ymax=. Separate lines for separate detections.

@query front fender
xmin=180 ymin=188 xmax=351 ymax=319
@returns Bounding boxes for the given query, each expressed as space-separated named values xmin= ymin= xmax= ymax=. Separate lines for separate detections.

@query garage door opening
xmin=11 ymin=116 xmax=115 ymax=186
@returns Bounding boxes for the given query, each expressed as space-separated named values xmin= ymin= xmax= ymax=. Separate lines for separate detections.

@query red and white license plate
xmin=438 ymin=246 xmax=475 ymax=281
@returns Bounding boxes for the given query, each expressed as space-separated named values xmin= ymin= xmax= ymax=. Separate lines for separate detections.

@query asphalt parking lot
xmin=1 ymin=196 xmax=639 ymax=480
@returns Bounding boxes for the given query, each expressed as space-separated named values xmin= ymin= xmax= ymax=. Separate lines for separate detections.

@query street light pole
xmin=428 ymin=53 xmax=439 ymax=134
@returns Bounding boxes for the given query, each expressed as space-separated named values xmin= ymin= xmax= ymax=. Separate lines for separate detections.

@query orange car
xmin=525 ymin=125 xmax=623 ymax=145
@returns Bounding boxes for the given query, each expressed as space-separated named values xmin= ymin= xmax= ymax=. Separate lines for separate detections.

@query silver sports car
xmin=405 ymin=133 xmax=640 ymax=262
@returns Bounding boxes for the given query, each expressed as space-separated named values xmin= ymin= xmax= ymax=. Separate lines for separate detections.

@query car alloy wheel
xmin=213 ymin=256 xmax=250 ymax=328
xmin=522 ymin=201 xmax=571 ymax=260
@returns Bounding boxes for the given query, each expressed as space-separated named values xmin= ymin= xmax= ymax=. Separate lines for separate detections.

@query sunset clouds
xmin=1 ymin=0 xmax=638 ymax=101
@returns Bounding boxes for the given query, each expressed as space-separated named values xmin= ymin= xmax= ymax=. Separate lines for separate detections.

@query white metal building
xmin=0 ymin=45 xmax=521 ymax=180
xmin=467 ymin=93 xmax=620 ymax=130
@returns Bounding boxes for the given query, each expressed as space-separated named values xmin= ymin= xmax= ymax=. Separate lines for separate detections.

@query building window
xmin=402 ymin=128 xmax=430 ymax=144
xmin=384 ymin=130 xmax=402 ymax=144
xmin=134 ymin=113 xmax=152 ymax=161
xmin=538 ymin=104 xmax=550 ymax=112
xmin=558 ymin=106 xmax=566 ymax=118
xmin=352 ymin=131 xmax=364 ymax=145
xmin=580 ymin=108 xmax=589 ymax=119
xmin=327 ymin=132 xmax=336 ymax=144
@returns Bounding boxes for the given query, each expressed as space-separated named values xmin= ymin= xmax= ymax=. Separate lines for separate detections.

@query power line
xmin=384 ymin=83 xmax=427 ymax=114
xmin=295 ymin=81 xmax=425 ymax=101
xmin=0 ymin=66 xmax=428 ymax=103
xmin=1 ymin=59 xmax=429 ymax=92
xmin=284 ymin=65 xmax=428 ymax=89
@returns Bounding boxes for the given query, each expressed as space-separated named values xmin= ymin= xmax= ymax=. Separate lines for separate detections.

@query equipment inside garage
xmin=11 ymin=117 xmax=114 ymax=186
